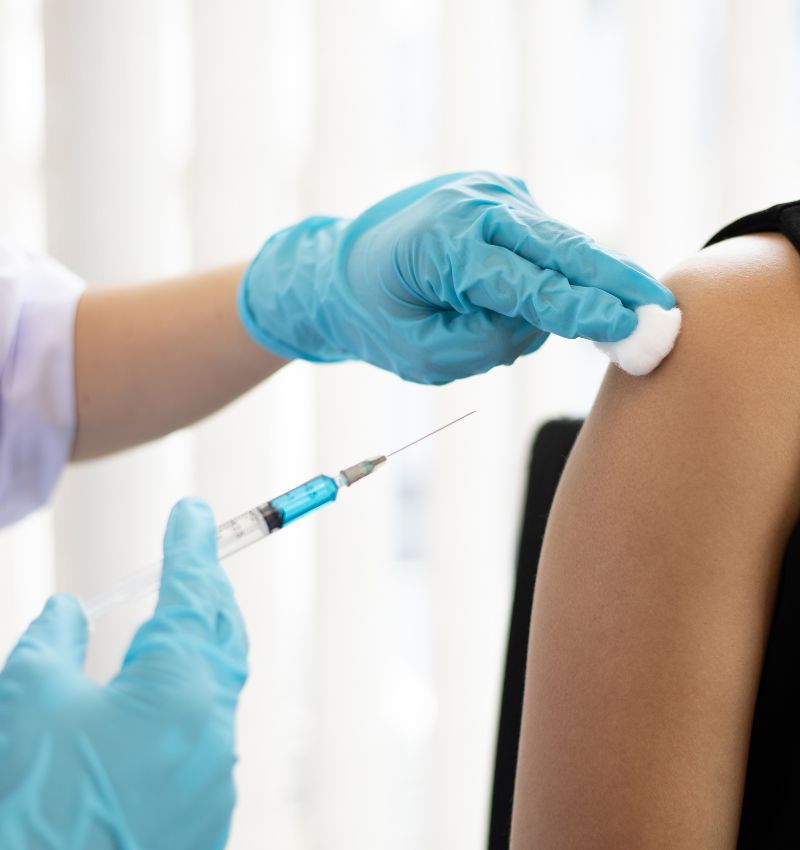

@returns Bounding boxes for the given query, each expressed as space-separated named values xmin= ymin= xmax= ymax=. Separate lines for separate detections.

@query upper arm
xmin=511 ymin=233 xmax=800 ymax=849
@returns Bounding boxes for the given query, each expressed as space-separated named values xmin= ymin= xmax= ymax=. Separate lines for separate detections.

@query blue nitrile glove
xmin=0 ymin=498 xmax=248 ymax=850
xmin=239 ymin=171 xmax=675 ymax=384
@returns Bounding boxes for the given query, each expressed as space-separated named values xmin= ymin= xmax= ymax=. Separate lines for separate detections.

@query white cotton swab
xmin=594 ymin=304 xmax=683 ymax=377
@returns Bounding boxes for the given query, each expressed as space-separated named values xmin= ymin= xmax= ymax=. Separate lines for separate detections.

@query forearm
xmin=72 ymin=262 xmax=288 ymax=460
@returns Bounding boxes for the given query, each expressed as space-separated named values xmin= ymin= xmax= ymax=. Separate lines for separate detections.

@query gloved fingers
xmin=395 ymin=309 xmax=547 ymax=384
xmin=2 ymin=594 xmax=88 ymax=673
xmin=157 ymin=497 xmax=224 ymax=619
xmin=481 ymin=205 xmax=676 ymax=311
xmin=457 ymin=242 xmax=638 ymax=342
xmin=122 ymin=498 xmax=247 ymax=675
xmin=156 ymin=498 xmax=247 ymax=658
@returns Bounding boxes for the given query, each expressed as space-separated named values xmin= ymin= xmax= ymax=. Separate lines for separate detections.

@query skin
xmin=71 ymin=262 xmax=288 ymax=460
xmin=511 ymin=233 xmax=800 ymax=849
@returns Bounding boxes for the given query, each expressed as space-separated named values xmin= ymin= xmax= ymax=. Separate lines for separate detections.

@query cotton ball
xmin=594 ymin=304 xmax=682 ymax=376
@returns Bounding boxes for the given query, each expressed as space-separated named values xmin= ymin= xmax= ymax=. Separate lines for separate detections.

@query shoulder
xmin=664 ymin=232 xmax=800 ymax=369
xmin=643 ymin=233 xmax=800 ymax=412
xmin=593 ymin=231 xmax=800 ymax=536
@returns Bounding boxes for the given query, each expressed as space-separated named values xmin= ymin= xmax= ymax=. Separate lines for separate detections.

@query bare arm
xmin=72 ymin=263 xmax=288 ymax=460
xmin=511 ymin=233 xmax=800 ymax=848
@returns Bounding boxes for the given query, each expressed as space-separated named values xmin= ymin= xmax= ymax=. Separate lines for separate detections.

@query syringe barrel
xmin=217 ymin=508 xmax=271 ymax=558
xmin=81 ymin=563 xmax=163 ymax=624
xmin=83 ymin=474 xmax=341 ymax=624
xmin=83 ymin=508 xmax=271 ymax=623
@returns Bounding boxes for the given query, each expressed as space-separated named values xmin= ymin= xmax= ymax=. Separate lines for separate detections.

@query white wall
xmin=1 ymin=1 xmax=799 ymax=847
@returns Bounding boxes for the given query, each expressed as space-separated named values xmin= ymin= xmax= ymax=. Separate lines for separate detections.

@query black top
xmin=705 ymin=200 xmax=800 ymax=254
xmin=488 ymin=203 xmax=800 ymax=850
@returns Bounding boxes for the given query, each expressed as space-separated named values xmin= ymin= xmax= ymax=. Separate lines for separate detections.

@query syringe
xmin=82 ymin=412 xmax=475 ymax=623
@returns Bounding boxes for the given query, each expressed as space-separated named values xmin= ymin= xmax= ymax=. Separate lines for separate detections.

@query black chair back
xmin=487 ymin=419 xmax=582 ymax=849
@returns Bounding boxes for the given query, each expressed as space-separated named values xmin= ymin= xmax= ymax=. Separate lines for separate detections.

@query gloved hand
xmin=0 ymin=498 xmax=248 ymax=850
xmin=239 ymin=171 xmax=675 ymax=384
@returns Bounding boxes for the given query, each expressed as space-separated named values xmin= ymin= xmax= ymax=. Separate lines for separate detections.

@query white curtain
xmin=1 ymin=1 xmax=799 ymax=847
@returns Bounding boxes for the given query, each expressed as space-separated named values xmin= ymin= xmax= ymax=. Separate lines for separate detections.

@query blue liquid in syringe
xmin=268 ymin=475 xmax=340 ymax=527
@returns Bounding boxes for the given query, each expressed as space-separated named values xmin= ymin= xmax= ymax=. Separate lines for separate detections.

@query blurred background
xmin=1 ymin=0 xmax=799 ymax=847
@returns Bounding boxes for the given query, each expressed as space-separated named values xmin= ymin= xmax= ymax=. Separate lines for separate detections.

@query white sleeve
xmin=0 ymin=238 xmax=85 ymax=527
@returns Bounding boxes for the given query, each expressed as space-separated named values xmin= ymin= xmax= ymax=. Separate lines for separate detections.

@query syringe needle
xmin=385 ymin=410 xmax=476 ymax=458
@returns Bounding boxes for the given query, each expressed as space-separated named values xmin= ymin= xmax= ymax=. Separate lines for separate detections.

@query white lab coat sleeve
xmin=0 ymin=238 xmax=85 ymax=527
